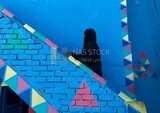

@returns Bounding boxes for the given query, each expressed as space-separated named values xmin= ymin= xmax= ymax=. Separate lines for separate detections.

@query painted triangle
xmin=33 ymin=102 xmax=48 ymax=113
xmin=124 ymin=44 xmax=131 ymax=51
xmin=32 ymin=89 xmax=46 ymax=107
xmin=126 ymin=73 xmax=134 ymax=81
xmin=140 ymin=59 xmax=147 ymax=64
xmin=28 ymin=107 xmax=35 ymax=113
xmin=143 ymin=64 xmax=150 ymax=70
xmin=125 ymin=54 xmax=132 ymax=61
xmin=1 ymin=82 xmax=7 ymax=86
xmin=0 ymin=65 xmax=6 ymax=81
xmin=122 ymin=21 xmax=127 ymax=28
xmin=127 ymin=84 xmax=136 ymax=94
xmin=18 ymin=76 xmax=29 ymax=93
xmin=122 ymin=8 xmax=127 ymax=14
xmin=124 ymin=59 xmax=131 ymax=66
xmin=71 ymin=81 xmax=99 ymax=107
xmin=19 ymin=88 xmax=31 ymax=105
xmin=133 ymin=73 xmax=139 ymax=78
xmin=140 ymin=66 xmax=145 ymax=71
xmin=126 ymin=78 xmax=134 ymax=87
xmin=125 ymin=69 xmax=133 ymax=75
xmin=145 ymin=59 xmax=150 ymax=64
xmin=135 ymin=71 xmax=143 ymax=78
xmin=48 ymin=105 xmax=58 ymax=113
xmin=142 ymin=73 xmax=148 ymax=78
xmin=140 ymin=51 xmax=146 ymax=58
xmin=148 ymin=66 xmax=153 ymax=72
xmin=126 ymin=64 xmax=133 ymax=70
xmin=123 ymin=26 xmax=128 ymax=31
xmin=123 ymin=40 xmax=130 ymax=47
xmin=5 ymin=75 xmax=18 ymax=92
xmin=136 ymin=64 xmax=141 ymax=70
xmin=5 ymin=66 xmax=17 ymax=81
xmin=0 ymin=59 xmax=5 ymax=66
xmin=121 ymin=4 xmax=126 ymax=10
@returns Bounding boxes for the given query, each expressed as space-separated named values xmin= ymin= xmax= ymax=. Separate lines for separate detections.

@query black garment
xmin=72 ymin=29 xmax=102 ymax=77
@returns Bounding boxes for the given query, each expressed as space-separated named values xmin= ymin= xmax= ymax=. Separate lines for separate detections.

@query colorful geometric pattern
xmin=0 ymin=5 xmax=126 ymax=112
xmin=119 ymin=0 xmax=147 ymax=112
xmin=121 ymin=0 xmax=135 ymax=98
xmin=0 ymin=59 xmax=58 ymax=113
xmin=0 ymin=3 xmax=147 ymax=112
xmin=134 ymin=51 xmax=158 ymax=78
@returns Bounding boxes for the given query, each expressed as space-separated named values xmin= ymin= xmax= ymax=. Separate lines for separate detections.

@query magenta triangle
xmin=18 ymin=76 xmax=29 ymax=93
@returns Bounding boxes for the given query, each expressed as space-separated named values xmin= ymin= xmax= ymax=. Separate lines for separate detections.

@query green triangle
xmin=123 ymin=50 xmax=131 ymax=56
xmin=33 ymin=102 xmax=48 ymax=113
xmin=5 ymin=75 xmax=18 ymax=92
xmin=134 ymin=67 xmax=140 ymax=72
xmin=146 ymin=71 xmax=153 ymax=77
xmin=121 ymin=13 xmax=127 ymax=19
xmin=123 ymin=90 xmax=136 ymax=100
xmin=140 ymin=58 xmax=147 ymax=64
xmin=122 ymin=30 xmax=128 ymax=37
xmin=125 ymin=68 xmax=133 ymax=75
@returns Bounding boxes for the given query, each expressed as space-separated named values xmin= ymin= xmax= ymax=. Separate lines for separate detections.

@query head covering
xmin=84 ymin=28 xmax=96 ymax=47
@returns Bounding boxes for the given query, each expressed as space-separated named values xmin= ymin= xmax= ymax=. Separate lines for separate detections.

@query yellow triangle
xmin=126 ymin=73 xmax=134 ymax=81
xmin=1 ymin=82 xmax=8 ymax=86
xmin=4 ymin=66 xmax=17 ymax=81
xmin=145 ymin=59 xmax=150 ymax=64
xmin=140 ymin=66 xmax=145 ymax=71
xmin=133 ymin=73 xmax=139 ymax=78
xmin=32 ymin=89 xmax=46 ymax=107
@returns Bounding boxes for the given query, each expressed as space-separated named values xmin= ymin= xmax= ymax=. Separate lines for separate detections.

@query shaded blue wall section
xmin=127 ymin=0 xmax=160 ymax=75
xmin=0 ymin=0 xmax=126 ymax=91
xmin=127 ymin=0 xmax=160 ymax=113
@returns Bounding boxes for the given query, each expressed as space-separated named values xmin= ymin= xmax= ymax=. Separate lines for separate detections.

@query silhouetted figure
xmin=72 ymin=28 xmax=102 ymax=77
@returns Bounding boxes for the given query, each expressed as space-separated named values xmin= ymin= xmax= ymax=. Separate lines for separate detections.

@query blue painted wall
xmin=0 ymin=0 xmax=126 ymax=91
xmin=127 ymin=0 xmax=160 ymax=113
xmin=127 ymin=0 xmax=160 ymax=75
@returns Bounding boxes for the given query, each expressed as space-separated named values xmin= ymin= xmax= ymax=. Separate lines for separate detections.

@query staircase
xmin=0 ymin=4 xmax=148 ymax=113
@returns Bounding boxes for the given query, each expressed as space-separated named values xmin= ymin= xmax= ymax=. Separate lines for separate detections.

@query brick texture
xmin=0 ymin=10 xmax=127 ymax=113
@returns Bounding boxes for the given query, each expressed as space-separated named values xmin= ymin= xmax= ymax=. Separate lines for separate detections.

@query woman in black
xmin=70 ymin=28 xmax=102 ymax=77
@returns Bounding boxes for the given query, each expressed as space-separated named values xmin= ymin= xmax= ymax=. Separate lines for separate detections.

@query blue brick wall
xmin=0 ymin=11 xmax=127 ymax=113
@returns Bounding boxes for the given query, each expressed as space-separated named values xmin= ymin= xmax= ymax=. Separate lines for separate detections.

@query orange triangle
xmin=71 ymin=81 xmax=99 ymax=107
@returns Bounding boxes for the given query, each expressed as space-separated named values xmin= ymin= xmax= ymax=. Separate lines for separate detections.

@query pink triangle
xmin=127 ymin=84 xmax=136 ymax=94
xmin=124 ymin=45 xmax=131 ymax=51
xmin=148 ymin=66 xmax=153 ymax=72
xmin=71 ymin=81 xmax=99 ymax=107
xmin=122 ymin=8 xmax=127 ymax=14
xmin=28 ymin=107 xmax=35 ymax=113
xmin=126 ymin=64 xmax=133 ymax=70
xmin=48 ymin=105 xmax=58 ymax=113
xmin=142 ymin=73 xmax=148 ymax=78
xmin=123 ymin=26 xmax=128 ymax=31
xmin=140 ymin=51 xmax=146 ymax=58
xmin=18 ymin=76 xmax=29 ymax=93
xmin=136 ymin=64 xmax=141 ymax=70
xmin=0 ymin=59 xmax=5 ymax=66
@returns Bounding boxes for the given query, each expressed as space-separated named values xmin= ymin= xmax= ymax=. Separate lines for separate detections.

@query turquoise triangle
xmin=33 ymin=102 xmax=48 ymax=113
xmin=5 ymin=75 xmax=18 ymax=92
